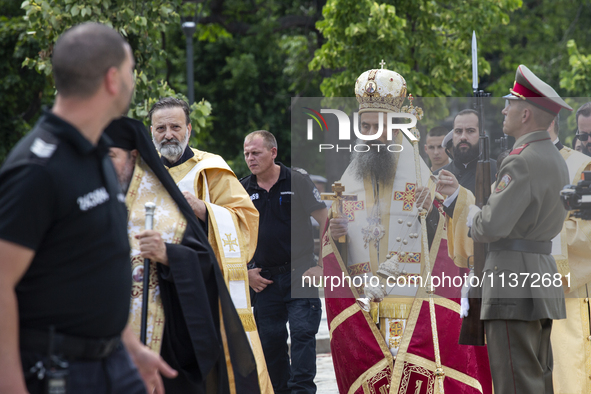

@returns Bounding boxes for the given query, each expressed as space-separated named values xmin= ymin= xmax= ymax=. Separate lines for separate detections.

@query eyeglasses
xmin=576 ymin=132 xmax=591 ymax=142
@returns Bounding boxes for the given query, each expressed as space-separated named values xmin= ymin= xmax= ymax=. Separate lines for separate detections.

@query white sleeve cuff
xmin=443 ymin=187 xmax=460 ymax=207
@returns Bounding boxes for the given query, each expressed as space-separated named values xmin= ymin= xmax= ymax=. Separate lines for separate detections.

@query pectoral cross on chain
xmin=321 ymin=182 xmax=357 ymax=243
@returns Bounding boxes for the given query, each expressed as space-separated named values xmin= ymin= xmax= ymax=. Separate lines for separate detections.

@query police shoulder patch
xmin=293 ymin=167 xmax=308 ymax=175
xmin=494 ymin=174 xmax=512 ymax=193
xmin=28 ymin=129 xmax=60 ymax=165
xmin=510 ymin=143 xmax=529 ymax=155
xmin=31 ymin=137 xmax=58 ymax=159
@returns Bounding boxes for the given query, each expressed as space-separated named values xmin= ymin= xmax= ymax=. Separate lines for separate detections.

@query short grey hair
xmin=245 ymin=130 xmax=277 ymax=150
xmin=149 ymin=97 xmax=191 ymax=125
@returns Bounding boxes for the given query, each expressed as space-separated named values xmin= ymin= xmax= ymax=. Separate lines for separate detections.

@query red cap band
xmin=511 ymin=82 xmax=562 ymax=115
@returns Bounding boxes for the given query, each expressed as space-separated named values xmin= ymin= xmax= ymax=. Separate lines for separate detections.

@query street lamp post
xmin=181 ymin=20 xmax=196 ymax=106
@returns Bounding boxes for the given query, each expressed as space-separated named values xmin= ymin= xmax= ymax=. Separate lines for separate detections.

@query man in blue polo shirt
xmin=241 ymin=130 xmax=327 ymax=394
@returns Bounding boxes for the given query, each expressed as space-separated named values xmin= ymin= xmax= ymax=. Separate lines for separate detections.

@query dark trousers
xmin=485 ymin=319 xmax=554 ymax=394
xmin=253 ymin=272 xmax=322 ymax=394
xmin=23 ymin=344 xmax=147 ymax=394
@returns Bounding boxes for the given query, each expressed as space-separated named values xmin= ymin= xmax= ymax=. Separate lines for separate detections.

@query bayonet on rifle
xmin=458 ymin=31 xmax=490 ymax=346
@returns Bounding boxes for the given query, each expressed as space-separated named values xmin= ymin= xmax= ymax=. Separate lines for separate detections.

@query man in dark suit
xmin=434 ymin=109 xmax=497 ymax=193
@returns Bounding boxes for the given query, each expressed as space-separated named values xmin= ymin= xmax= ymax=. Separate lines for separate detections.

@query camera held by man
xmin=561 ymin=171 xmax=591 ymax=219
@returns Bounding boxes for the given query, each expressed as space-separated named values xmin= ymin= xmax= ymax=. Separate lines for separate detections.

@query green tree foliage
xmin=309 ymin=0 xmax=591 ymax=150
xmin=310 ymin=0 xmax=521 ymax=98
xmin=165 ymin=0 xmax=325 ymax=177
xmin=0 ymin=0 xmax=48 ymax=161
xmin=560 ymin=39 xmax=591 ymax=97
xmin=481 ymin=0 xmax=591 ymax=144
xmin=2 ymin=0 xmax=325 ymax=176
xmin=484 ymin=0 xmax=591 ymax=98
xmin=0 ymin=0 xmax=213 ymax=164
xmin=558 ymin=39 xmax=591 ymax=146
xmin=7 ymin=0 xmax=591 ymax=167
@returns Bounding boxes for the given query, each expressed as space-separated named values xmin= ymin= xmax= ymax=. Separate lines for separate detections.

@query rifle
xmin=497 ymin=134 xmax=509 ymax=152
xmin=458 ymin=31 xmax=490 ymax=346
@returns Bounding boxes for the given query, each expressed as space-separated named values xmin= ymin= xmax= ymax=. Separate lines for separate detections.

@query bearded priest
xmin=321 ymin=65 xmax=492 ymax=394
xmin=105 ymin=117 xmax=261 ymax=394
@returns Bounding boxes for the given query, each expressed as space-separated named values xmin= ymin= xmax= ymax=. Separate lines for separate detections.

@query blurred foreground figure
xmin=546 ymin=116 xmax=591 ymax=394
xmin=0 ymin=22 xmax=170 ymax=394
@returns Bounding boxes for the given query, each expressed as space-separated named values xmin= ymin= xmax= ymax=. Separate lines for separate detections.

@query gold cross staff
xmin=321 ymin=182 xmax=357 ymax=243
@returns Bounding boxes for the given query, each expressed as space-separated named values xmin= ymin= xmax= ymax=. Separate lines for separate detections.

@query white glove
xmin=466 ymin=205 xmax=482 ymax=228
xmin=460 ymin=297 xmax=470 ymax=318
xmin=357 ymin=298 xmax=371 ymax=312
xmin=460 ymin=270 xmax=473 ymax=318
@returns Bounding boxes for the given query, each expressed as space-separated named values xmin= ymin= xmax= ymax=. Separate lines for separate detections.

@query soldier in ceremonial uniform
xmin=438 ymin=65 xmax=571 ymax=394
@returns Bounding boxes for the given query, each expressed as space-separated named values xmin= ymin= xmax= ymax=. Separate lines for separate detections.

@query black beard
xmin=351 ymin=140 xmax=398 ymax=184
xmin=453 ymin=142 xmax=479 ymax=164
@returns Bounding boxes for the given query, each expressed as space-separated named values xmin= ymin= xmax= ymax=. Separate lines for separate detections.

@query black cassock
xmin=158 ymin=217 xmax=259 ymax=394
xmin=104 ymin=117 xmax=260 ymax=394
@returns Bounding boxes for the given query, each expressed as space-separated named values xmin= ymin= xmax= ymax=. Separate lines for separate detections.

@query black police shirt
xmin=240 ymin=163 xmax=326 ymax=268
xmin=0 ymin=111 xmax=131 ymax=338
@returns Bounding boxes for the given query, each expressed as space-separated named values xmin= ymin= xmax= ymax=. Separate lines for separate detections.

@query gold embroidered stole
xmin=167 ymin=149 xmax=255 ymax=331
xmin=127 ymin=158 xmax=187 ymax=353
xmin=335 ymin=134 xmax=433 ymax=354
xmin=167 ymin=150 xmax=274 ymax=394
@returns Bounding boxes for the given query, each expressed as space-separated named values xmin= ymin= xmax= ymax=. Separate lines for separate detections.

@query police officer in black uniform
xmin=241 ymin=130 xmax=327 ymax=394
xmin=0 ymin=23 xmax=175 ymax=394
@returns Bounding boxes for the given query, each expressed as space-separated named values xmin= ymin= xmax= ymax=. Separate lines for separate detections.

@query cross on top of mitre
xmin=379 ymin=59 xmax=386 ymax=69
